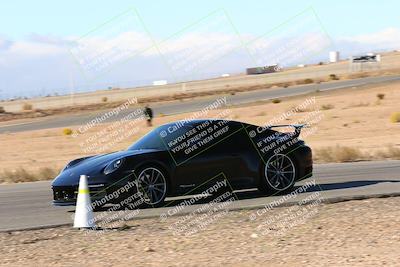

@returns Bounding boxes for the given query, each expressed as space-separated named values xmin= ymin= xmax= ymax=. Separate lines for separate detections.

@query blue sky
xmin=1 ymin=0 xmax=399 ymax=39
xmin=0 ymin=0 xmax=399 ymax=99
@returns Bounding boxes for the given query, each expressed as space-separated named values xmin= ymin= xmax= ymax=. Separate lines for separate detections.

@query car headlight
xmin=104 ymin=158 xmax=124 ymax=175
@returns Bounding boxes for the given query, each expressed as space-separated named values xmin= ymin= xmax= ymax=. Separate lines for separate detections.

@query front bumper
xmin=52 ymin=184 xmax=107 ymax=206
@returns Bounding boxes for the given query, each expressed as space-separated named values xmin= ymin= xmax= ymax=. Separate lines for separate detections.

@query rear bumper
xmin=291 ymin=145 xmax=313 ymax=181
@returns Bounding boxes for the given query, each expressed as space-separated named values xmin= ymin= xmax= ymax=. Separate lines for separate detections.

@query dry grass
xmin=316 ymin=145 xmax=400 ymax=163
xmin=346 ymin=102 xmax=370 ymax=108
xmin=294 ymin=107 xmax=314 ymax=113
xmin=1 ymin=167 xmax=60 ymax=183
xmin=375 ymin=146 xmax=400 ymax=159
xmin=315 ymin=146 xmax=366 ymax=162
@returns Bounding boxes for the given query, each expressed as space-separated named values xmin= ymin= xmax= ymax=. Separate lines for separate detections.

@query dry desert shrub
xmin=376 ymin=93 xmax=385 ymax=100
xmin=329 ymin=74 xmax=339 ymax=80
xmin=296 ymin=78 xmax=314 ymax=85
xmin=315 ymin=146 xmax=365 ymax=162
xmin=22 ymin=102 xmax=33 ymax=111
xmin=271 ymin=99 xmax=281 ymax=104
xmin=321 ymin=104 xmax=334 ymax=110
xmin=102 ymin=96 xmax=108 ymax=102
xmin=63 ymin=128 xmax=73 ymax=135
xmin=390 ymin=112 xmax=400 ymax=123
xmin=0 ymin=106 xmax=5 ymax=113
xmin=304 ymin=78 xmax=314 ymax=84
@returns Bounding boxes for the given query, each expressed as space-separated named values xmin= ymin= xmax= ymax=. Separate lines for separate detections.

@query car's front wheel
xmin=259 ymin=153 xmax=296 ymax=195
xmin=136 ymin=166 xmax=168 ymax=207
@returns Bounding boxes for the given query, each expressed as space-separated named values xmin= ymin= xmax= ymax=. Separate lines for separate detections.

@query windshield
xmin=127 ymin=127 xmax=165 ymax=150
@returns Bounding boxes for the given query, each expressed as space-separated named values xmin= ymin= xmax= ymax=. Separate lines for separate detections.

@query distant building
xmin=152 ymin=80 xmax=168 ymax=86
xmin=329 ymin=51 xmax=340 ymax=63
xmin=350 ymin=53 xmax=380 ymax=63
xmin=349 ymin=53 xmax=381 ymax=72
xmin=246 ymin=64 xmax=280 ymax=75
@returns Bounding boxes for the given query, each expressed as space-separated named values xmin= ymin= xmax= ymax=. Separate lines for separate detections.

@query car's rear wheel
xmin=259 ymin=153 xmax=296 ymax=194
xmin=136 ymin=166 xmax=168 ymax=207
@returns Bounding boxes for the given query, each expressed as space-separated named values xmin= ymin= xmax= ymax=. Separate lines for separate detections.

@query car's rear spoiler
xmin=266 ymin=124 xmax=308 ymax=138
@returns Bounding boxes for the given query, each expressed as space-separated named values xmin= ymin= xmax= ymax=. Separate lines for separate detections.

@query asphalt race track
xmin=0 ymin=160 xmax=399 ymax=231
xmin=1 ymin=75 xmax=399 ymax=134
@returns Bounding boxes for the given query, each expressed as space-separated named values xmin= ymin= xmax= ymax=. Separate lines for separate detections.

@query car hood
xmin=52 ymin=149 xmax=158 ymax=187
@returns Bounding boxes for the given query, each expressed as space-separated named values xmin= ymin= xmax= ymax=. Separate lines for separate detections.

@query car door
xmin=205 ymin=121 xmax=257 ymax=189
xmin=168 ymin=120 xmax=238 ymax=194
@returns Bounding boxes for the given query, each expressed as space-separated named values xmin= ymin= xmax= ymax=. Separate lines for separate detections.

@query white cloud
xmin=8 ymin=40 xmax=65 ymax=56
xmin=0 ymin=38 xmax=12 ymax=50
xmin=338 ymin=27 xmax=400 ymax=52
xmin=0 ymin=27 xmax=399 ymax=99
xmin=28 ymin=33 xmax=74 ymax=46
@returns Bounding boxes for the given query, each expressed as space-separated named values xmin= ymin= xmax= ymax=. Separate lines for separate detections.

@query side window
xmin=158 ymin=125 xmax=195 ymax=151
xmin=128 ymin=128 xmax=165 ymax=150
xmin=145 ymin=131 xmax=164 ymax=149
xmin=190 ymin=120 xmax=242 ymax=148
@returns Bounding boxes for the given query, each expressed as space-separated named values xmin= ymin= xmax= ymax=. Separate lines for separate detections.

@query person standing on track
xmin=144 ymin=105 xmax=153 ymax=127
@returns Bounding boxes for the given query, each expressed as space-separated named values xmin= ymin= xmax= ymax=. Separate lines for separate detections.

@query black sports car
xmin=52 ymin=119 xmax=312 ymax=208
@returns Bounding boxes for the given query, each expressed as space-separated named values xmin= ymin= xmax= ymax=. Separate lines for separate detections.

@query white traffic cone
xmin=73 ymin=175 xmax=95 ymax=229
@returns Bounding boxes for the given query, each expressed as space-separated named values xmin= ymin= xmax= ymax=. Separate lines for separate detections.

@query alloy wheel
xmin=265 ymin=153 xmax=296 ymax=191
xmin=137 ymin=167 xmax=167 ymax=205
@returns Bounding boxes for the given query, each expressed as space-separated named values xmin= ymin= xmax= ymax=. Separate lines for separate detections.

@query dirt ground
xmin=0 ymin=80 xmax=399 ymax=182
xmin=0 ymin=196 xmax=399 ymax=267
